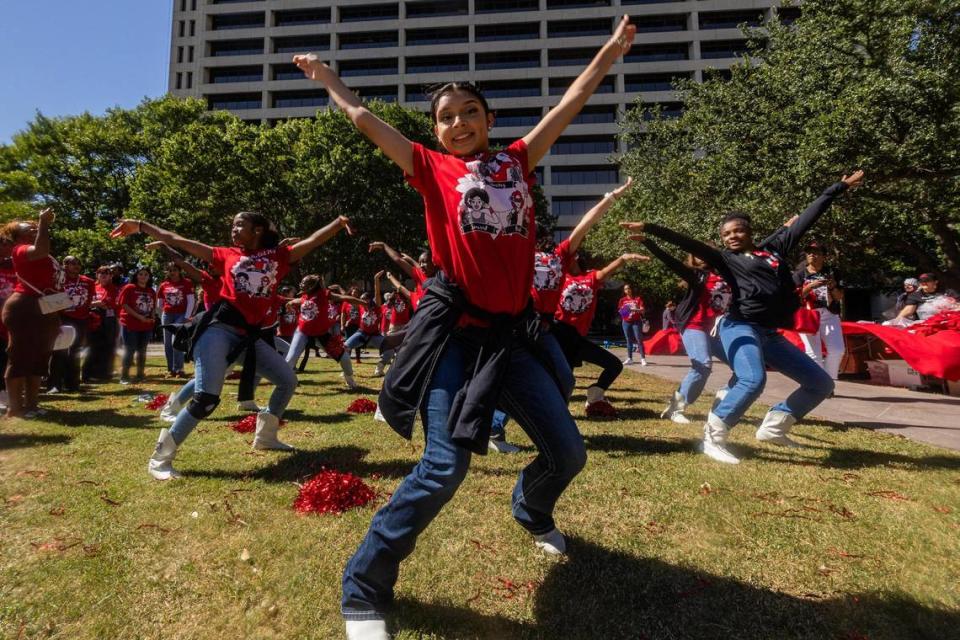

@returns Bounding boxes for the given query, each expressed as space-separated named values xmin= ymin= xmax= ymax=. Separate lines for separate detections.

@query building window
xmin=631 ymin=13 xmax=687 ymax=33
xmin=210 ymin=39 xmax=263 ymax=57
xmin=188 ymin=46 xmax=194 ymax=63
xmin=494 ymin=108 xmax=542 ymax=127
xmin=475 ymin=0 xmax=538 ymax=12
xmin=208 ymin=93 xmax=261 ymax=110
xmin=552 ymin=197 xmax=596 ymax=218
xmin=271 ymin=64 xmax=306 ymax=81
xmin=176 ymin=73 xmax=183 ymax=90
xmin=547 ymin=18 xmax=612 ymax=39
xmin=569 ymin=105 xmax=617 ymax=124
xmin=551 ymin=166 xmax=619 ymax=185
xmin=272 ymin=90 xmax=328 ymax=108
xmin=476 ymin=50 xmax=540 ymax=70
xmin=339 ymin=58 xmax=399 ymax=77
xmin=777 ymin=7 xmax=802 ymax=26
xmin=405 ymin=26 xmax=469 ymax=46
xmin=210 ymin=12 xmax=265 ymax=31
xmin=551 ymin=136 xmax=617 ymax=155
xmin=356 ymin=86 xmax=399 ymax=103
xmin=340 ymin=3 xmax=399 ymax=22
xmin=406 ymin=0 xmax=469 ymax=18
xmin=480 ymin=79 xmax=541 ymax=98
xmin=177 ymin=46 xmax=184 ymax=63
xmin=548 ymin=48 xmax=596 ymax=67
xmin=274 ymin=8 xmax=331 ymax=27
xmin=624 ymin=72 xmax=691 ymax=92
xmin=209 ymin=66 xmax=263 ymax=84
xmin=550 ymin=75 xmax=614 ymax=95
xmin=189 ymin=20 xmax=196 ymax=36
xmin=700 ymin=40 xmax=752 ymax=60
xmin=178 ymin=21 xmax=185 ymax=37
xmin=406 ymin=54 xmax=469 ymax=74
xmin=624 ymin=43 xmax=689 ymax=62
xmin=698 ymin=10 xmax=765 ymax=31
xmin=191 ymin=0 xmax=196 ymax=10
xmin=546 ymin=0 xmax=611 ymax=8
xmin=186 ymin=72 xmax=193 ymax=89
xmin=273 ymin=35 xmax=330 ymax=54
xmin=475 ymin=22 xmax=539 ymax=42
xmin=339 ymin=31 xmax=399 ymax=50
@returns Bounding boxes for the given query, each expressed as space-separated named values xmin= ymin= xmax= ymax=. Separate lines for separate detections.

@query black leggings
xmin=553 ymin=322 xmax=623 ymax=390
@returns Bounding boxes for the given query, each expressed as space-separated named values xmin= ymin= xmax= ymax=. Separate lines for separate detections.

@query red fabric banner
xmin=643 ymin=328 xmax=685 ymax=355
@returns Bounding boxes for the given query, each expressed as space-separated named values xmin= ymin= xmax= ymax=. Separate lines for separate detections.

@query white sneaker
xmin=373 ymin=364 xmax=385 ymax=377
xmin=0 ymin=389 xmax=8 ymax=409
xmin=488 ymin=438 xmax=521 ymax=454
xmin=534 ymin=528 xmax=567 ymax=555
xmin=345 ymin=619 xmax=389 ymax=640
xmin=373 ymin=405 xmax=387 ymax=423
xmin=640 ymin=359 xmax=648 ymax=366
xmin=669 ymin=412 xmax=691 ymax=424
xmin=47 ymin=387 xmax=60 ymax=395
xmin=237 ymin=400 xmax=260 ymax=412
xmin=701 ymin=412 xmax=740 ymax=464
xmin=622 ymin=357 xmax=634 ymax=365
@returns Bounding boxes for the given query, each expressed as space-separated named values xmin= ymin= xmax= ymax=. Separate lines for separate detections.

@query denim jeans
xmin=678 ymin=327 xmax=735 ymax=405
xmin=120 ymin=327 xmax=151 ymax=379
xmin=341 ymin=333 xmax=584 ymax=620
xmin=161 ymin=311 xmax=186 ymax=373
xmin=714 ymin=316 xmax=834 ymax=428
xmin=622 ymin=319 xmax=645 ymax=359
xmin=168 ymin=324 xmax=297 ymax=445
xmin=343 ymin=332 xmax=394 ymax=367
xmin=799 ymin=308 xmax=845 ymax=380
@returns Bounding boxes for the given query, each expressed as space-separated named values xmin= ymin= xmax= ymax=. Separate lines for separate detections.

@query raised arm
xmin=568 ymin=177 xmax=633 ymax=254
xmin=112 ymin=220 xmax=214 ymax=264
xmin=374 ymin=271 xmax=384 ymax=306
xmin=596 ymin=253 xmax=649 ymax=283
xmin=331 ymin=292 xmax=365 ymax=306
xmin=639 ymin=236 xmax=699 ymax=289
xmin=145 ymin=242 xmax=207 ymax=282
xmin=763 ymin=171 xmax=863 ymax=254
xmin=294 ymin=54 xmax=414 ymax=175
xmin=369 ymin=241 xmax=416 ymax=279
xmin=23 ymin=208 xmax=55 ymax=261
xmin=385 ymin=272 xmax=412 ymax=300
xmin=622 ymin=222 xmax=726 ymax=272
xmin=289 ymin=215 xmax=353 ymax=263
xmin=522 ymin=15 xmax=635 ymax=167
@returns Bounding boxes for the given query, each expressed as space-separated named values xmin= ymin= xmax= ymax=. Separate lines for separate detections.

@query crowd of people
xmin=2 ymin=15 xmax=955 ymax=640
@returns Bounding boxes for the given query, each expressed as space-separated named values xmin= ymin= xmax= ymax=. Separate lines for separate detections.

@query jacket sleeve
xmin=641 ymin=238 xmax=698 ymax=289
xmin=643 ymin=223 xmax=727 ymax=273
xmin=761 ymin=182 xmax=847 ymax=255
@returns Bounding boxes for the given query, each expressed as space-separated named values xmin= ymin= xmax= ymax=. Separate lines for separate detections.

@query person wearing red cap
xmin=793 ymin=240 xmax=845 ymax=380
xmin=896 ymin=273 xmax=948 ymax=321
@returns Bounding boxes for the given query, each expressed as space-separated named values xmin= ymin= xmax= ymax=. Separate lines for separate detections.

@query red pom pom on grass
xmin=146 ymin=394 xmax=169 ymax=411
xmin=227 ymin=414 xmax=287 ymax=433
xmin=293 ymin=469 xmax=376 ymax=515
xmin=586 ymin=400 xmax=618 ymax=418
xmin=347 ymin=398 xmax=377 ymax=414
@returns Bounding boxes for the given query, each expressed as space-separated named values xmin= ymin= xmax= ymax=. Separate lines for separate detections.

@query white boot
xmin=339 ymin=354 xmax=358 ymax=389
xmin=237 ymin=399 xmax=260 ymax=412
xmin=252 ymin=412 xmax=294 ymax=451
xmin=755 ymin=409 xmax=801 ymax=448
xmin=345 ymin=619 xmax=389 ymax=640
xmin=701 ymin=412 xmax=740 ymax=464
xmin=534 ymin=528 xmax=567 ymax=555
xmin=159 ymin=393 xmax=183 ymax=423
xmin=147 ymin=428 xmax=181 ymax=480
xmin=660 ymin=390 xmax=690 ymax=424
xmin=584 ymin=385 xmax=605 ymax=410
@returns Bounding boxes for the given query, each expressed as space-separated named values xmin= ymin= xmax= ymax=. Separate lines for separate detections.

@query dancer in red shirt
xmin=47 ymin=256 xmax=96 ymax=392
xmin=117 ymin=267 xmax=157 ymax=384
xmin=82 ymin=265 xmax=120 ymax=383
xmin=296 ymin=15 xmax=638 ymax=637
xmin=617 ymin=284 xmax=648 ymax=366
xmin=284 ymin=275 xmax=363 ymax=374
xmin=157 ymin=262 xmax=196 ymax=377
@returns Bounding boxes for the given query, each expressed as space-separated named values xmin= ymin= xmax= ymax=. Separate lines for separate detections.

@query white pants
xmin=800 ymin=308 xmax=845 ymax=380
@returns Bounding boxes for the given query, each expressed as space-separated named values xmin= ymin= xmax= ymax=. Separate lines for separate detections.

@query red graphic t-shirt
xmin=532 ymin=239 xmax=573 ymax=315
xmin=297 ymin=289 xmax=335 ymax=337
xmin=617 ymin=295 xmax=645 ymax=323
xmin=12 ymin=245 xmax=63 ymax=296
xmin=410 ymin=266 xmax=428 ymax=311
xmin=199 ymin=271 xmax=221 ymax=310
xmin=688 ymin=273 xmax=732 ymax=330
xmin=157 ymin=278 xmax=195 ymax=315
xmin=405 ymin=140 xmax=536 ymax=325
xmin=0 ymin=260 xmax=18 ymax=337
xmin=278 ymin=300 xmax=298 ymax=338
xmin=61 ymin=275 xmax=97 ymax=321
xmin=118 ymin=284 xmax=157 ymax=331
xmin=387 ymin=297 xmax=411 ymax=331
xmin=94 ymin=282 xmax=119 ymax=318
xmin=359 ymin=304 xmax=381 ymax=336
xmin=210 ymin=245 xmax=291 ymax=327
xmin=555 ymin=271 xmax=601 ymax=337
xmin=342 ymin=301 xmax=361 ymax=328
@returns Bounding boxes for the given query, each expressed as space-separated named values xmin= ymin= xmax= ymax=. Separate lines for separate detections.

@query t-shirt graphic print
xmin=456 ymin=152 xmax=532 ymax=240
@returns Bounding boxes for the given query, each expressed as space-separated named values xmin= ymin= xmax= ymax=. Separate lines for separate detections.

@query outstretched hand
xmin=368 ymin=241 xmax=384 ymax=253
xmin=610 ymin=176 xmax=634 ymax=200
xmin=110 ymin=219 xmax=141 ymax=238
xmin=623 ymin=253 xmax=650 ymax=263
xmin=292 ymin=53 xmax=329 ymax=82
xmin=375 ymin=270 xmax=386 ymax=279
xmin=38 ymin=207 xmax=55 ymax=225
xmin=611 ymin=15 xmax=636 ymax=55
xmin=339 ymin=216 xmax=355 ymax=235
xmin=841 ymin=170 xmax=865 ymax=190
xmin=619 ymin=221 xmax=645 ymax=233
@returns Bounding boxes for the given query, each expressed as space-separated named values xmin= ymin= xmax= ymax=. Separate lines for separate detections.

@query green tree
xmin=593 ymin=0 xmax=960 ymax=292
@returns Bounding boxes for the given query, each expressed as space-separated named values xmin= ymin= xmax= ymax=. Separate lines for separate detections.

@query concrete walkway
xmin=616 ymin=351 xmax=960 ymax=452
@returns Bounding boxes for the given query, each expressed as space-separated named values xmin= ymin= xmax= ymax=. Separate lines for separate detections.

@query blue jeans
xmin=161 ymin=311 xmax=186 ymax=373
xmin=714 ymin=316 xmax=834 ymax=427
xmin=120 ymin=327 xmax=151 ymax=379
xmin=622 ymin=320 xmax=645 ymax=359
xmin=678 ymin=327 xmax=733 ymax=405
xmin=168 ymin=324 xmax=297 ymax=445
xmin=344 ymin=332 xmax=394 ymax=365
xmin=341 ymin=333 xmax=583 ymax=620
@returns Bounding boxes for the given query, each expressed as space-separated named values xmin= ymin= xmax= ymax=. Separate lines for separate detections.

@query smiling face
xmin=166 ymin=263 xmax=182 ymax=281
xmin=230 ymin=214 xmax=261 ymax=251
xmin=418 ymin=251 xmax=437 ymax=277
xmin=135 ymin=269 xmax=150 ymax=287
xmin=433 ymin=89 xmax=494 ymax=157
xmin=720 ymin=219 xmax=754 ymax=252
xmin=63 ymin=257 xmax=81 ymax=278
xmin=920 ymin=278 xmax=938 ymax=293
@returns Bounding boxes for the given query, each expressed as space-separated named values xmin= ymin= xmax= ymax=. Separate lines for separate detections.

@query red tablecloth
xmin=643 ymin=328 xmax=684 ymax=355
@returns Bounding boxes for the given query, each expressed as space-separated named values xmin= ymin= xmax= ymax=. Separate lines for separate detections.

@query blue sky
xmin=0 ymin=2 xmax=173 ymax=143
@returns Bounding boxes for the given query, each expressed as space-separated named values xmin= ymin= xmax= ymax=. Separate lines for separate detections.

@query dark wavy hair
xmin=299 ymin=274 xmax=323 ymax=295
xmin=236 ymin=211 xmax=280 ymax=249
xmin=428 ymin=82 xmax=492 ymax=124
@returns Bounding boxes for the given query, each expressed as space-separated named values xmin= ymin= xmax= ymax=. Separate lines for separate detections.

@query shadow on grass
xmin=0 ymin=433 xmax=73 ymax=450
xmin=52 ymin=410 xmax=160 ymax=430
xmin=817 ymin=447 xmax=960 ymax=471
xmin=583 ymin=434 xmax=693 ymax=457
xmin=395 ymin=537 xmax=959 ymax=639
xmin=187 ymin=445 xmax=412 ymax=483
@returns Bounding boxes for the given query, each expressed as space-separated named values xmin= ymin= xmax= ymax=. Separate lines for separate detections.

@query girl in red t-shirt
xmin=617 ymin=284 xmax=648 ymax=366
xmin=117 ymin=266 xmax=157 ymax=384
xmin=552 ymin=253 xmax=649 ymax=414
xmin=82 ymin=265 xmax=120 ymax=382
xmin=157 ymin=262 xmax=196 ymax=377
xmin=284 ymin=275 xmax=363 ymax=379
xmin=295 ymin=17 xmax=639 ymax=632
xmin=48 ymin=255 xmax=97 ymax=392
xmin=340 ymin=273 xmax=393 ymax=383
xmin=111 ymin=211 xmax=353 ymax=481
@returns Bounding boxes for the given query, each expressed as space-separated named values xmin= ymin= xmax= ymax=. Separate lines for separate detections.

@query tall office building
xmin=168 ymin=0 xmax=793 ymax=233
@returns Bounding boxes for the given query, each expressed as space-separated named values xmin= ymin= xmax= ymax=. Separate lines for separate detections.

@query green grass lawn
xmin=1 ymin=356 xmax=958 ymax=640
